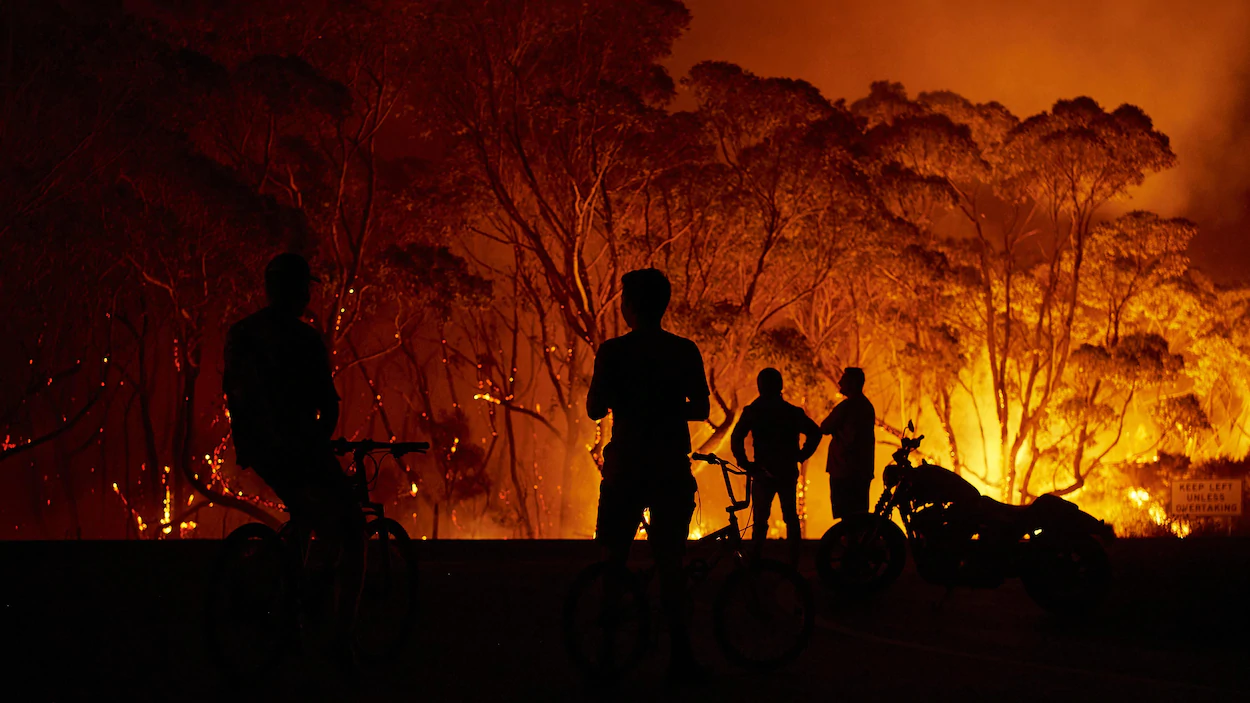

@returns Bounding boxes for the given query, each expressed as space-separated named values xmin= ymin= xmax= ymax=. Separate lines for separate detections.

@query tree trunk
xmin=504 ymin=407 xmax=535 ymax=538
xmin=173 ymin=344 xmax=281 ymax=530
xmin=135 ymin=322 xmax=163 ymax=518
xmin=559 ymin=403 xmax=582 ymax=536
xmin=935 ymin=390 xmax=964 ymax=475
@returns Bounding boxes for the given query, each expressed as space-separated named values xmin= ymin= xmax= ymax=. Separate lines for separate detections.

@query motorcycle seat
xmin=976 ymin=496 xmax=1034 ymax=528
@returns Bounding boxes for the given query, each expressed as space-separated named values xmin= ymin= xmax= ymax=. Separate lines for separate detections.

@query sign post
xmin=1171 ymin=479 xmax=1243 ymax=517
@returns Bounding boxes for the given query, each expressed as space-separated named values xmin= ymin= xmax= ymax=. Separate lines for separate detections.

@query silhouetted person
xmin=587 ymin=268 xmax=709 ymax=683
xmin=730 ymin=368 xmax=820 ymax=564
xmin=821 ymin=367 xmax=876 ymax=519
xmin=222 ymin=252 xmax=364 ymax=670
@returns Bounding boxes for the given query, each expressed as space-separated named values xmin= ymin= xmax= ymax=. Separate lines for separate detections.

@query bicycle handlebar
xmin=329 ymin=438 xmax=430 ymax=457
xmin=692 ymin=452 xmax=749 ymax=474
xmin=691 ymin=451 xmax=751 ymax=512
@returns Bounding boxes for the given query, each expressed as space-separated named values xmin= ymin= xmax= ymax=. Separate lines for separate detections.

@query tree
xmin=678 ymin=62 xmax=870 ymax=450
xmin=424 ymin=0 xmax=693 ymax=532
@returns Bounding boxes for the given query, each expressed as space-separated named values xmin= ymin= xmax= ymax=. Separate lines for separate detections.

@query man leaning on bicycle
xmin=223 ymin=252 xmax=365 ymax=667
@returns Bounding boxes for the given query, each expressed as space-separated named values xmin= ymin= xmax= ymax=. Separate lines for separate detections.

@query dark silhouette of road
xmin=5 ymin=539 xmax=1248 ymax=701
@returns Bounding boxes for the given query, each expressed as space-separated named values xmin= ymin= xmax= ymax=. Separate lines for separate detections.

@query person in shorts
xmin=587 ymin=268 xmax=709 ymax=682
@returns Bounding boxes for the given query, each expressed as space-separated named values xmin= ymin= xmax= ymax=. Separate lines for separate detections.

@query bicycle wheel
xmin=713 ymin=558 xmax=814 ymax=668
xmin=204 ymin=522 xmax=296 ymax=679
xmin=816 ymin=513 xmax=907 ymax=594
xmin=563 ymin=561 xmax=650 ymax=682
xmin=354 ymin=517 xmax=419 ymax=660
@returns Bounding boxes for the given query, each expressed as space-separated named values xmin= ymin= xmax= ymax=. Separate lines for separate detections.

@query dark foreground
xmin=3 ymin=537 xmax=1248 ymax=702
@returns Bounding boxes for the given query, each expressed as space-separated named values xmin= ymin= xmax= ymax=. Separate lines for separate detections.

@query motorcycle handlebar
xmin=900 ymin=434 xmax=925 ymax=450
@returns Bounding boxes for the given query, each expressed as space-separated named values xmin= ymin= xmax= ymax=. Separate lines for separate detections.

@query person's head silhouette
xmin=265 ymin=252 xmax=319 ymax=317
xmin=757 ymin=367 xmax=783 ymax=398
xmin=839 ymin=367 xmax=865 ymax=396
xmin=621 ymin=268 xmax=671 ymax=330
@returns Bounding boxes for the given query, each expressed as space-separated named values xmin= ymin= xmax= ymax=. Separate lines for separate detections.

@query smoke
xmin=1184 ymin=60 xmax=1250 ymax=284
xmin=668 ymin=0 xmax=1250 ymax=281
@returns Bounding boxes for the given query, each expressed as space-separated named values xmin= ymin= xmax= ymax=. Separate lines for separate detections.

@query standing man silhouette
xmin=821 ymin=367 xmax=876 ymax=519
xmin=731 ymin=368 xmax=821 ymax=564
xmin=223 ymin=252 xmax=364 ymax=670
xmin=588 ymin=268 xmax=709 ymax=682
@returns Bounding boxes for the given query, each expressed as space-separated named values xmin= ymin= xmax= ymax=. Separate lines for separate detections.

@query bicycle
xmin=563 ymin=452 xmax=815 ymax=681
xmin=204 ymin=437 xmax=428 ymax=679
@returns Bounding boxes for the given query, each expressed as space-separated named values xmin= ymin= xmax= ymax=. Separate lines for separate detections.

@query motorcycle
xmin=816 ymin=422 xmax=1115 ymax=614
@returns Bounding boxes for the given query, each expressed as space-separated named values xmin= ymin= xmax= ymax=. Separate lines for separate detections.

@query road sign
xmin=1171 ymin=479 xmax=1243 ymax=517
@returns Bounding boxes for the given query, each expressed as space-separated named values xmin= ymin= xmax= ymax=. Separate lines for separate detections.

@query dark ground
xmin=2 ymin=537 xmax=1248 ymax=702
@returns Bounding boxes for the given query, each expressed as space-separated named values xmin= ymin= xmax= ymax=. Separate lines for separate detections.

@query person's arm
xmin=586 ymin=345 xmax=611 ymax=421
xmin=819 ymin=407 xmax=836 ymax=435
xmin=223 ymin=326 xmax=275 ymax=429
xmin=314 ymin=336 xmax=341 ymax=441
xmin=821 ymin=405 xmax=849 ymax=467
xmin=730 ymin=407 xmax=753 ymax=467
xmin=797 ymin=409 xmax=822 ymax=463
xmin=222 ymin=326 xmax=242 ymax=409
xmin=684 ymin=342 xmax=711 ymax=421
xmin=856 ymin=401 xmax=876 ymax=459
xmin=836 ymin=412 xmax=859 ymax=457
xmin=318 ymin=399 xmax=340 ymax=441
xmin=223 ymin=324 xmax=279 ymax=464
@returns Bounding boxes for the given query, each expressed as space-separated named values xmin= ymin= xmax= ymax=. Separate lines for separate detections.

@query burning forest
xmin=3 ymin=0 xmax=1249 ymax=542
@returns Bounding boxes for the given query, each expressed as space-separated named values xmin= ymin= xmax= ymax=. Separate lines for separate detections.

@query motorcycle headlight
xmin=883 ymin=464 xmax=901 ymax=488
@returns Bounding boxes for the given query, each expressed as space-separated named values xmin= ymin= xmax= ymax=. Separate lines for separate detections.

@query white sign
xmin=1171 ymin=480 xmax=1243 ymax=517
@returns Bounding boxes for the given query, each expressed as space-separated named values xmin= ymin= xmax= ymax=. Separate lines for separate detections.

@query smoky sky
xmin=668 ymin=0 xmax=1250 ymax=283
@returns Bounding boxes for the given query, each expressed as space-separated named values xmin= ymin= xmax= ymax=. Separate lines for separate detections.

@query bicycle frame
xmin=348 ymin=446 xmax=388 ymax=521
xmin=329 ymin=437 xmax=429 ymax=522
xmin=207 ymin=438 xmax=428 ymax=676
xmin=632 ymin=452 xmax=753 ymax=574
xmin=327 ymin=438 xmax=429 ymax=578
xmin=564 ymin=450 xmax=815 ymax=676
xmin=690 ymin=452 xmax=753 ymax=559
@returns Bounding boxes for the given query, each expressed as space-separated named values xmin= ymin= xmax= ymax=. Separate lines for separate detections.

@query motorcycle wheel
xmin=1021 ymin=533 xmax=1110 ymax=615
xmin=816 ymin=513 xmax=907 ymax=594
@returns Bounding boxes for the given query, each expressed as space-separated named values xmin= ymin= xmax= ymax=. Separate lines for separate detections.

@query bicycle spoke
xmin=354 ymin=521 xmax=417 ymax=660
xmin=714 ymin=561 xmax=813 ymax=668
xmin=205 ymin=526 xmax=294 ymax=678
xmin=564 ymin=563 xmax=648 ymax=680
